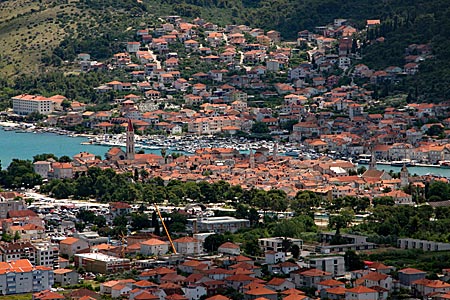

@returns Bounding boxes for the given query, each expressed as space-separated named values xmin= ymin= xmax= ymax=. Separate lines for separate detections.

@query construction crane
xmin=119 ymin=232 xmax=127 ymax=258
xmin=153 ymin=204 xmax=177 ymax=254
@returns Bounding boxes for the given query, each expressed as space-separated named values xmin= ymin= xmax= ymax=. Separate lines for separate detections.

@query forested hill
xmin=1 ymin=0 xmax=450 ymax=100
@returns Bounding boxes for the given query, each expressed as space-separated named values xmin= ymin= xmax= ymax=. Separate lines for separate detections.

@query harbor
xmin=1 ymin=122 xmax=450 ymax=177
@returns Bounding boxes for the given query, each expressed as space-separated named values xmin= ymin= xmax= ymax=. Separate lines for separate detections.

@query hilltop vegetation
xmin=1 ymin=0 xmax=450 ymax=101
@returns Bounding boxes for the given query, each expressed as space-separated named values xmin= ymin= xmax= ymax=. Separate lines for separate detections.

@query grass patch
xmin=0 ymin=293 xmax=33 ymax=300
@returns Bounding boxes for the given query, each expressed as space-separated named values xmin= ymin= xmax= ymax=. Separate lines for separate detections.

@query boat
xmin=358 ymin=158 xmax=370 ymax=164
xmin=440 ymin=161 xmax=450 ymax=168
xmin=390 ymin=159 xmax=414 ymax=167
xmin=285 ymin=150 xmax=300 ymax=157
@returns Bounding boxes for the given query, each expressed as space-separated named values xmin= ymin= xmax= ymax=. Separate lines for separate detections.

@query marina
xmin=1 ymin=123 xmax=450 ymax=177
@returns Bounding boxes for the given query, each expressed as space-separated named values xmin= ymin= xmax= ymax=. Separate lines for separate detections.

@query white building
xmin=140 ymin=238 xmax=169 ymax=256
xmin=345 ymin=286 xmax=378 ymax=300
xmin=12 ymin=94 xmax=54 ymax=116
xmin=187 ymin=216 xmax=250 ymax=233
xmin=0 ymin=259 xmax=53 ymax=295
xmin=33 ymin=161 xmax=52 ymax=179
xmin=53 ymin=269 xmax=78 ymax=286
xmin=218 ymin=242 xmax=240 ymax=256
xmin=265 ymin=251 xmax=286 ymax=264
xmin=398 ymin=238 xmax=450 ymax=251
xmin=309 ymin=256 xmax=345 ymax=277
xmin=33 ymin=241 xmax=59 ymax=268
xmin=259 ymin=237 xmax=303 ymax=253
xmin=182 ymin=284 xmax=207 ymax=300
xmin=0 ymin=197 xmax=26 ymax=219
xmin=59 ymin=237 xmax=89 ymax=257
xmin=173 ymin=237 xmax=203 ymax=255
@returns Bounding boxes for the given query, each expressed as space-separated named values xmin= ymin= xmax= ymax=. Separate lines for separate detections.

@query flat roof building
xmin=74 ymin=252 xmax=131 ymax=274
xmin=187 ymin=216 xmax=250 ymax=233
xmin=12 ymin=94 xmax=54 ymax=116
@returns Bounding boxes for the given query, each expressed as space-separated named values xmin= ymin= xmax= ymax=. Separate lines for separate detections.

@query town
xmin=1 ymin=12 xmax=450 ymax=300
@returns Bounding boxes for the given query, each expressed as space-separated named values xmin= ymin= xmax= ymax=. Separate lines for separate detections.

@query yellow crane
xmin=153 ymin=204 xmax=177 ymax=254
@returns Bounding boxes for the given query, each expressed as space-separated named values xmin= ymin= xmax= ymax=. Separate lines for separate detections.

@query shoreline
xmin=0 ymin=121 xmax=449 ymax=173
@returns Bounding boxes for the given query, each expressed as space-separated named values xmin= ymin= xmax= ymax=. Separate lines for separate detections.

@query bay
xmin=0 ymin=128 xmax=161 ymax=167
xmin=1 ymin=128 xmax=450 ymax=177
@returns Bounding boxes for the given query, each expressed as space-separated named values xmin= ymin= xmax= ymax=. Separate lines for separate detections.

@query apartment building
xmin=188 ymin=116 xmax=242 ymax=135
xmin=398 ymin=238 xmax=450 ymax=251
xmin=12 ymin=94 xmax=54 ymax=116
xmin=187 ymin=216 xmax=250 ymax=233
xmin=0 ymin=196 xmax=26 ymax=219
xmin=0 ymin=259 xmax=54 ymax=295
xmin=258 ymin=237 xmax=303 ymax=253
xmin=309 ymin=256 xmax=345 ymax=277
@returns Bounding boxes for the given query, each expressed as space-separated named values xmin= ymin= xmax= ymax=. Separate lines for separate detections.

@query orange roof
xmin=318 ymin=279 xmax=345 ymax=286
xmin=219 ymin=242 xmax=239 ymax=249
xmin=244 ymin=287 xmax=277 ymax=296
xmin=283 ymin=295 xmax=308 ymax=300
xmin=366 ymin=269 xmax=390 ymax=278
xmin=206 ymin=295 xmax=231 ymax=300
xmin=141 ymin=238 xmax=167 ymax=246
xmin=174 ymin=237 xmax=199 ymax=243
xmin=346 ymin=286 xmax=377 ymax=294
xmin=300 ymin=269 xmax=332 ymax=277
xmin=60 ymin=237 xmax=80 ymax=245
xmin=399 ymin=268 xmax=426 ymax=274
xmin=326 ymin=286 xmax=347 ymax=295
xmin=134 ymin=291 xmax=159 ymax=300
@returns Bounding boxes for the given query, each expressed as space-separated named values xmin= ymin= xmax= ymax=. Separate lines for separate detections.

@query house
xmin=259 ymin=237 xmax=303 ymax=253
xmin=52 ymin=162 xmax=73 ymax=179
xmin=244 ymin=286 xmax=278 ymax=300
xmin=317 ymin=279 xmax=345 ymax=297
xmin=182 ymin=284 xmax=207 ymax=300
xmin=360 ymin=272 xmax=393 ymax=291
xmin=140 ymin=239 xmax=170 ymax=256
xmin=218 ymin=242 xmax=241 ymax=256
xmin=265 ymin=251 xmax=285 ymax=264
xmin=173 ymin=237 xmax=203 ymax=255
xmin=323 ymin=286 xmax=347 ymax=300
xmin=109 ymin=202 xmax=132 ymax=217
xmin=345 ymin=286 xmax=378 ymax=300
xmin=309 ymin=256 xmax=345 ymax=277
xmin=33 ymin=290 xmax=65 ymax=300
xmin=412 ymin=279 xmax=450 ymax=297
xmin=59 ymin=237 xmax=89 ymax=257
xmin=398 ymin=268 xmax=426 ymax=287
xmin=266 ymin=277 xmax=296 ymax=291
xmin=290 ymin=269 xmax=333 ymax=288
xmin=53 ymin=268 xmax=79 ymax=286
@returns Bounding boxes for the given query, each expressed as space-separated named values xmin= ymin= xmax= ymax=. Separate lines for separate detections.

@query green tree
xmin=204 ymin=234 xmax=227 ymax=253
xmin=33 ymin=153 xmax=57 ymax=162
xmin=328 ymin=209 xmax=354 ymax=243
xmin=51 ymin=181 xmax=74 ymax=199
xmin=250 ymin=121 xmax=270 ymax=134
xmin=372 ymin=196 xmax=395 ymax=207
xmin=344 ymin=250 xmax=365 ymax=271
xmin=58 ymin=155 xmax=73 ymax=163
xmin=291 ymin=244 xmax=300 ymax=259
xmin=152 ymin=211 xmax=161 ymax=236
xmin=131 ymin=213 xmax=151 ymax=231
xmin=13 ymin=231 xmax=20 ymax=242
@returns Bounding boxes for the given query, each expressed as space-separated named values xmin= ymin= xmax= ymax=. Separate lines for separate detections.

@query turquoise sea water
xmin=1 ymin=128 xmax=450 ymax=177
xmin=0 ymin=128 xmax=161 ymax=166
